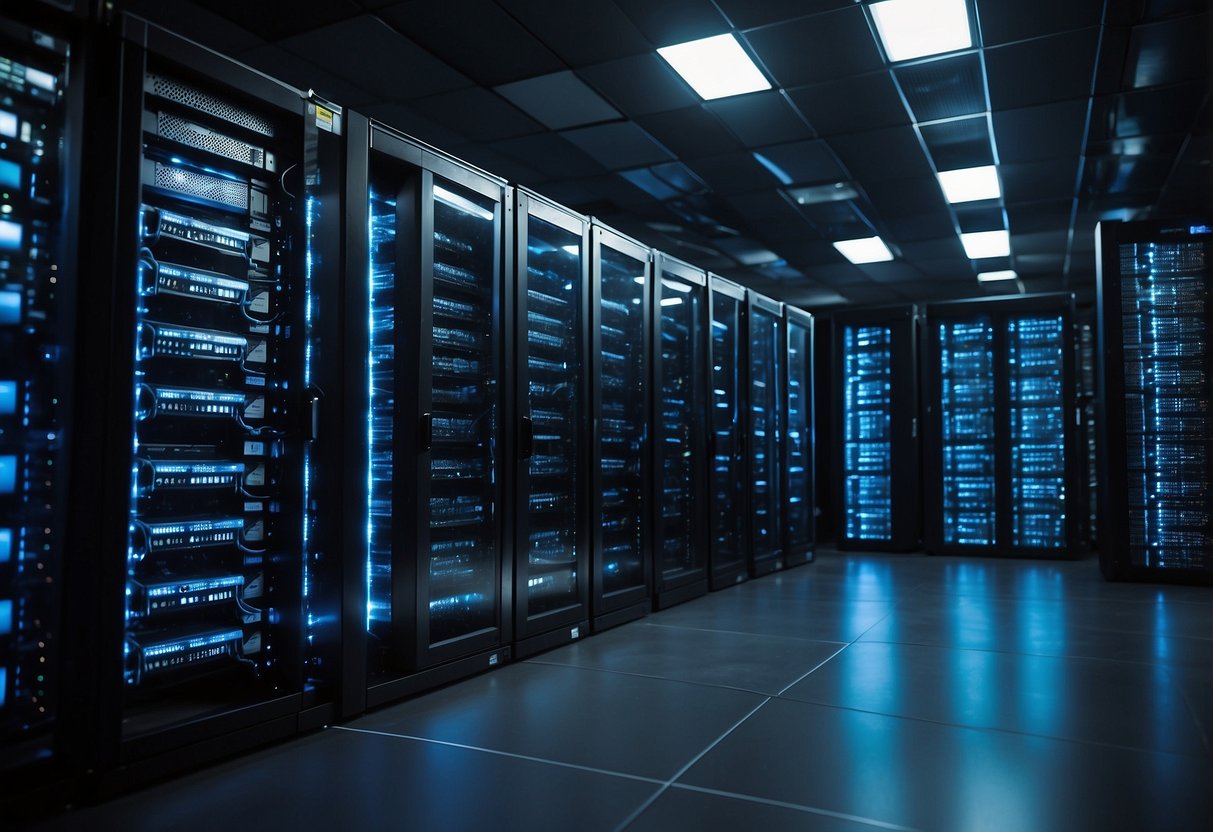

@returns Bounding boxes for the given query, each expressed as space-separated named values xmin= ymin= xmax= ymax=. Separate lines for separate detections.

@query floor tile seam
xmin=853 ymin=634 xmax=1213 ymax=670
xmin=614 ymin=696 xmax=774 ymax=832
xmin=330 ymin=725 xmax=668 ymax=786
xmin=666 ymin=783 xmax=922 ymax=832
xmin=775 ymin=642 xmax=854 ymax=697
xmin=602 ymin=619 xmax=849 ymax=648
xmin=764 ymin=696 xmax=1213 ymax=760
xmin=909 ymin=589 xmax=1213 ymax=611
xmin=1177 ymin=680 xmax=1212 ymax=755
xmin=521 ymin=658 xmax=790 ymax=697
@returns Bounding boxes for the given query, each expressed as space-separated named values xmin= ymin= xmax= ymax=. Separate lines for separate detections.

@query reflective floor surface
xmin=32 ymin=549 xmax=1213 ymax=831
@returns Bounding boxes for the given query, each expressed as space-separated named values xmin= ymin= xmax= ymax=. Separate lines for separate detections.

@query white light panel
xmin=960 ymin=229 xmax=1010 ymax=259
xmin=871 ymin=0 xmax=972 ymax=62
xmin=938 ymin=165 xmax=1001 ymax=203
xmin=833 ymin=236 xmax=894 ymax=264
xmin=657 ymin=34 xmax=771 ymax=101
xmin=977 ymin=269 xmax=1018 ymax=282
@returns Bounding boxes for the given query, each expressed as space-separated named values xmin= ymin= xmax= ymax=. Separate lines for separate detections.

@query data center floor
xmin=35 ymin=549 xmax=1213 ymax=831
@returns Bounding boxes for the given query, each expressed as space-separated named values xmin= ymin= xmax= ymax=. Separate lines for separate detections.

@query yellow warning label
xmin=316 ymin=105 xmax=334 ymax=133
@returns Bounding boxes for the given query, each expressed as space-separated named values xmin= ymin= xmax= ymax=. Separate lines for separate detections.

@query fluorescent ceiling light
xmin=977 ymin=269 xmax=1017 ymax=282
xmin=786 ymin=182 xmax=859 ymax=205
xmin=833 ymin=236 xmax=894 ymax=264
xmin=960 ymin=229 xmax=1010 ymax=259
xmin=657 ymin=34 xmax=771 ymax=101
xmin=871 ymin=0 xmax=971 ymax=62
xmin=660 ymin=297 xmax=684 ymax=306
xmin=938 ymin=165 xmax=1000 ymax=203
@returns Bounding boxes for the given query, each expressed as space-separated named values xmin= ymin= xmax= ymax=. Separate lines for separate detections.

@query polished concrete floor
xmin=36 ymin=549 xmax=1213 ymax=831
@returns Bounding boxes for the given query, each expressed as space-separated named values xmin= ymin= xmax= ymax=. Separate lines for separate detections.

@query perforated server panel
xmin=1097 ymin=220 xmax=1213 ymax=583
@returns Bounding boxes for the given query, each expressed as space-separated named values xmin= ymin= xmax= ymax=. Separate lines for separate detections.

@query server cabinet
xmin=78 ymin=18 xmax=343 ymax=783
xmin=650 ymin=254 xmax=708 ymax=610
xmin=1097 ymin=219 xmax=1213 ymax=584
xmin=748 ymin=291 xmax=785 ymax=576
xmin=0 ymin=3 xmax=86 ymax=792
xmin=708 ymin=276 xmax=748 ymax=589
xmin=346 ymin=119 xmax=511 ymax=710
xmin=512 ymin=190 xmax=589 ymax=657
xmin=783 ymin=306 xmax=814 ymax=566
xmin=923 ymin=294 xmax=1082 ymax=557
xmin=830 ymin=305 xmax=921 ymax=551
xmin=590 ymin=224 xmax=651 ymax=628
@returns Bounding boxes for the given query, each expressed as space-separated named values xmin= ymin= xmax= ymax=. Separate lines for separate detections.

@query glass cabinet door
xmin=598 ymin=245 xmax=646 ymax=597
xmin=523 ymin=216 xmax=582 ymax=616
xmin=938 ymin=318 xmax=996 ymax=546
xmin=709 ymin=291 xmax=745 ymax=580
xmin=749 ymin=307 xmax=782 ymax=562
xmin=842 ymin=325 xmax=894 ymax=542
xmin=785 ymin=317 xmax=812 ymax=553
xmin=657 ymin=277 xmax=703 ymax=583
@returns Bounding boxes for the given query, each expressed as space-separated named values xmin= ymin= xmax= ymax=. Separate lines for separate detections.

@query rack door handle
xmin=420 ymin=412 xmax=432 ymax=453
xmin=520 ymin=416 xmax=534 ymax=459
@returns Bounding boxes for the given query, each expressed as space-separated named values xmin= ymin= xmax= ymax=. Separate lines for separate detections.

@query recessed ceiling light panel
xmin=960 ymin=229 xmax=1010 ymax=259
xmin=871 ymin=0 xmax=972 ymax=63
xmin=977 ymin=269 xmax=1018 ymax=282
xmin=833 ymin=236 xmax=894 ymax=264
xmin=938 ymin=165 xmax=1000 ymax=203
xmin=657 ymin=34 xmax=771 ymax=101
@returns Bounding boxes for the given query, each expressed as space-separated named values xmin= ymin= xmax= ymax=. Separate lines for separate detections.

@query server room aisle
xmin=33 ymin=551 xmax=1212 ymax=831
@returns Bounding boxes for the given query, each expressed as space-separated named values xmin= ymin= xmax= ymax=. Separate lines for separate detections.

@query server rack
xmin=512 ymin=189 xmax=590 ymax=657
xmin=783 ymin=306 xmax=815 ymax=566
xmin=1096 ymin=219 xmax=1213 ymax=584
xmin=707 ymin=276 xmax=748 ymax=589
xmin=747 ymin=290 xmax=785 ymax=576
xmin=923 ymin=294 xmax=1082 ymax=557
xmin=344 ymin=118 xmax=511 ymax=711
xmin=830 ymin=305 xmax=921 ymax=551
xmin=0 ymin=1 xmax=87 ymax=797
xmin=1077 ymin=308 xmax=1098 ymax=549
xmin=590 ymin=223 xmax=651 ymax=628
xmin=77 ymin=17 xmax=344 ymax=786
xmin=650 ymin=253 xmax=708 ymax=610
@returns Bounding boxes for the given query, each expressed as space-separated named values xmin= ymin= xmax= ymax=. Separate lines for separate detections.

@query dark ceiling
xmin=124 ymin=0 xmax=1211 ymax=311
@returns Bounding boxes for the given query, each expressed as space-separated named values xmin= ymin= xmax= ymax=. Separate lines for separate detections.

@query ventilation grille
xmin=151 ymin=163 xmax=248 ymax=211
xmin=146 ymin=73 xmax=274 ymax=137
xmin=894 ymin=53 xmax=986 ymax=123
xmin=156 ymin=112 xmax=266 ymax=168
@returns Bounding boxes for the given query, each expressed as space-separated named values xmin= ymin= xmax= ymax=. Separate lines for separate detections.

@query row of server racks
xmin=830 ymin=296 xmax=1087 ymax=557
xmin=1 ymin=6 xmax=817 ymax=810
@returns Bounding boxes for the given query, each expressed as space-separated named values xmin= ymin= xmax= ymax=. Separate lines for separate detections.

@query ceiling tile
xmin=490 ymin=133 xmax=606 ymax=179
xmin=579 ymin=53 xmax=700 ymax=117
xmin=986 ymin=28 xmax=1100 ymax=111
xmin=495 ymin=71 xmax=621 ymax=130
xmin=636 ymin=106 xmax=745 ymax=159
xmin=559 ymin=121 xmax=675 ymax=169
xmin=752 ymin=139 xmax=845 ymax=184
xmin=357 ymin=102 xmax=469 ymax=149
xmin=744 ymin=7 xmax=885 ymax=88
xmin=919 ymin=115 xmax=995 ymax=170
xmin=828 ymin=125 xmax=935 ymax=183
xmin=237 ymin=45 xmax=377 ymax=107
xmin=915 ymin=258 xmax=975 ymax=279
xmin=1007 ymin=200 xmax=1074 ymax=235
xmin=717 ymin=0 xmax=851 ymax=29
xmin=864 ymin=177 xmax=950 ymax=218
xmin=409 ymin=87 xmax=542 ymax=141
xmin=777 ymin=239 xmax=838 ymax=265
xmin=726 ymin=190 xmax=802 ymax=222
xmin=787 ymin=73 xmax=911 ymax=136
xmin=994 ymin=100 xmax=1088 ymax=164
xmin=687 ymin=152 xmax=778 ymax=194
xmin=706 ymin=92 xmax=814 ymax=147
xmin=954 ymin=204 xmax=1006 ymax=233
xmin=885 ymin=212 xmax=958 ymax=241
xmin=276 ymin=16 xmax=471 ymax=101
xmin=179 ymin=0 xmax=361 ymax=42
xmin=496 ymin=0 xmax=653 ymax=66
xmin=1123 ymin=12 xmax=1212 ymax=89
xmin=614 ymin=0 xmax=731 ymax=46
xmin=1000 ymin=158 xmax=1081 ymax=204
xmin=455 ymin=146 xmax=549 ymax=189
xmin=379 ymin=0 xmax=563 ymax=86
xmin=1087 ymin=82 xmax=1208 ymax=142
xmin=125 ymin=0 xmax=266 ymax=51
xmin=857 ymin=261 xmax=924 ymax=283
xmin=899 ymin=237 xmax=966 ymax=261
xmin=978 ymin=0 xmax=1103 ymax=47
xmin=1010 ymin=230 xmax=1069 ymax=256
xmin=894 ymin=53 xmax=986 ymax=123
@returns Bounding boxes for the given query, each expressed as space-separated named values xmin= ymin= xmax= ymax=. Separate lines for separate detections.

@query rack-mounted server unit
xmin=747 ymin=290 xmax=785 ymax=576
xmin=512 ymin=190 xmax=590 ymax=657
xmin=708 ymin=276 xmax=747 ymax=589
xmin=345 ymin=118 xmax=511 ymax=710
xmin=0 ymin=2 xmax=85 ymax=792
xmin=1097 ymin=219 xmax=1213 ymax=584
xmin=783 ymin=306 xmax=814 ymax=565
xmin=923 ymin=294 xmax=1082 ymax=557
xmin=79 ymin=17 xmax=344 ymax=783
xmin=650 ymin=254 xmax=708 ymax=609
xmin=831 ymin=306 xmax=921 ymax=551
xmin=590 ymin=223 xmax=651 ymax=629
